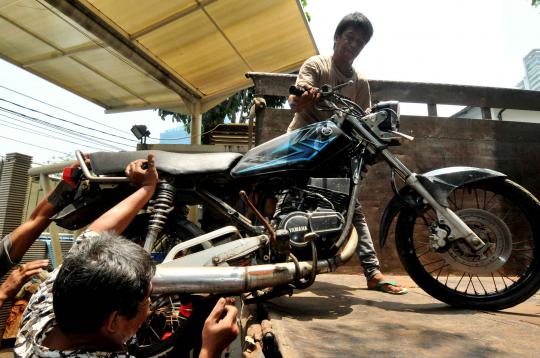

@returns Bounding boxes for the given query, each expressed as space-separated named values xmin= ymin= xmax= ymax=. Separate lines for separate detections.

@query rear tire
xmin=123 ymin=214 xmax=205 ymax=357
xmin=396 ymin=178 xmax=540 ymax=310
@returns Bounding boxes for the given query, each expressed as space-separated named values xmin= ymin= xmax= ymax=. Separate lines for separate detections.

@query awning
xmin=0 ymin=0 xmax=318 ymax=114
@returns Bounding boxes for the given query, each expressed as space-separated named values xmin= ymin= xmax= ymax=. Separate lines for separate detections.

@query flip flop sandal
xmin=369 ymin=280 xmax=408 ymax=295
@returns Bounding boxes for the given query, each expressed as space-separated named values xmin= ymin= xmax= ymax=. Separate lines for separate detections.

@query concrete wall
xmin=455 ymin=107 xmax=540 ymax=124
xmin=256 ymin=108 xmax=540 ymax=273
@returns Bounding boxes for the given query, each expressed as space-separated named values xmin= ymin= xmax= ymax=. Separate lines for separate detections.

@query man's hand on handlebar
xmin=288 ymin=84 xmax=321 ymax=112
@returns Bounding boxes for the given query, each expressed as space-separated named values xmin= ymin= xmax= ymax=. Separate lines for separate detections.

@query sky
xmin=0 ymin=0 xmax=539 ymax=164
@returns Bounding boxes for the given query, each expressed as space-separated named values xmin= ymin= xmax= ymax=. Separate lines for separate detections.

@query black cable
xmin=0 ymin=112 xmax=117 ymax=151
xmin=0 ymin=106 xmax=130 ymax=151
xmin=0 ymin=117 xmax=111 ymax=152
xmin=0 ymin=107 xmax=127 ymax=151
xmin=0 ymin=97 xmax=137 ymax=143
xmin=0 ymin=134 xmax=71 ymax=156
xmin=0 ymin=85 xmax=135 ymax=137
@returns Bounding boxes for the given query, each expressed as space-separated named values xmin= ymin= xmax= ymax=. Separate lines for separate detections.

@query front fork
xmin=346 ymin=117 xmax=486 ymax=251
xmin=381 ymin=149 xmax=486 ymax=251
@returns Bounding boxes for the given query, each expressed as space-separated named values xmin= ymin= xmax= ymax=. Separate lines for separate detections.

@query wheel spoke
xmin=423 ymin=258 xmax=445 ymax=267
xmin=491 ymin=272 xmax=499 ymax=293
xmin=146 ymin=324 xmax=161 ymax=340
xmin=484 ymin=192 xmax=499 ymax=211
xmin=500 ymin=272 xmax=518 ymax=284
xmin=512 ymin=252 xmax=533 ymax=260
xmin=500 ymin=205 xmax=515 ymax=222
xmin=469 ymin=275 xmax=479 ymax=295
xmin=465 ymin=274 xmax=473 ymax=293
xmin=512 ymin=248 xmax=534 ymax=252
xmin=475 ymin=275 xmax=488 ymax=295
xmin=498 ymin=272 xmax=509 ymax=289
xmin=474 ymin=189 xmax=480 ymax=209
xmin=428 ymin=263 xmax=449 ymax=276
xmin=417 ymin=249 xmax=431 ymax=258
xmin=512 ymin=240 xmax=532 ymax=246
xmin=455 ymin=272 xmax=466 ymax=291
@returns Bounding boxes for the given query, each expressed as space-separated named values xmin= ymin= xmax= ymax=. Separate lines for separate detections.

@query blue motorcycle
xmin=55 ymin=82 xmax=540 ymax=356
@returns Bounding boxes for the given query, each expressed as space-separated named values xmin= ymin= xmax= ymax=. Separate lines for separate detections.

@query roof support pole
xmin=39 ymin=174 xmax=62 ymax=267
xmin=188 ymin=101 xmax=202 ymax=226
xmin=191 ymin=101 xmax=202 ymax=145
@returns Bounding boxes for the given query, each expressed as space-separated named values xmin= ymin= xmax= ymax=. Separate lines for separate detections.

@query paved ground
xmin=264 ymin=274 xmax=540 ymax=358
xmin=1 ymin=274 xmax=538 ymax=357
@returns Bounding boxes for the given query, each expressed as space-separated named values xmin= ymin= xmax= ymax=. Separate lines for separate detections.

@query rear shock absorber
xmin=144 ymin=181 xmax=176 ymax=252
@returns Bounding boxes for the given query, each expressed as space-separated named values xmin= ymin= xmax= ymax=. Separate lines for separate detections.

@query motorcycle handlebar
xmin=289 ymin=85 xmax=306 ymax=97
xmin=289 ymin=80 xmax=354 ymax=97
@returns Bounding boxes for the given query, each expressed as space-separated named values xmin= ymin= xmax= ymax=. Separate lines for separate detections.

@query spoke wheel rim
xmin=440 ymin=208 xmax=513 ymax=274
xmin=412 ymin=185 xmax=536 ymax=297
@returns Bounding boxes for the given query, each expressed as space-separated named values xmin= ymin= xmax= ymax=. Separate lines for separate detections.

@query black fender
xmin=379 ymin=166 xmax=506 ymax=247
xmin=52 ymin=185 xmax=133 ymax=230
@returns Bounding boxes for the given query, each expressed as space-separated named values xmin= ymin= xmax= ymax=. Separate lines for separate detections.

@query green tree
xmin=157 ymin=91 xmax=285 ymax=144
xmin=533 ymin=0 xmax=539 ymax=7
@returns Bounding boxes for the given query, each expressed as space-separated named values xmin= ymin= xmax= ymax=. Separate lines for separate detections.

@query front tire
xmin=396 ymin=178 xmax=540 ymax=310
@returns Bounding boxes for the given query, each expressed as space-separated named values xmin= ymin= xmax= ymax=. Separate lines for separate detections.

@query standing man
xmin=288 ymin=12 xmax=407 ymax=294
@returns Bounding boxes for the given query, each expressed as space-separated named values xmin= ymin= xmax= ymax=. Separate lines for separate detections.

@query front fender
xmin=379 ymin=166 xmax=506 ymax=247
xmin=378 ymin=186 xmax=420 ymax=248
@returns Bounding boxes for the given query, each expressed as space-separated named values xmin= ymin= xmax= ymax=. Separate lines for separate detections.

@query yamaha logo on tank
xmin=320 ymin=126 xmax=333 ymax=136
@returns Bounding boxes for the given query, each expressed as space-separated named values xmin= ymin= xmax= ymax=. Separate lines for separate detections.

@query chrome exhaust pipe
xmin=152 ymin=228 xmax=358 ymax=294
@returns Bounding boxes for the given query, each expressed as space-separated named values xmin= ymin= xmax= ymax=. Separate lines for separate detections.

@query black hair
xmin=334 ymin=12 xmax=373 ymax=45
xmin=53 ymin=232 xmax=156 ymax=334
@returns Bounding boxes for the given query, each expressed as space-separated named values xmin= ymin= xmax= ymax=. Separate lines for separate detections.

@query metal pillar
xmin=39 ymin=174 xmax=63 ymax=267
xmin=191 ymin=101 xmax=202 ymax=145
xmin=189 ymin=101 xmax=203 ymax=222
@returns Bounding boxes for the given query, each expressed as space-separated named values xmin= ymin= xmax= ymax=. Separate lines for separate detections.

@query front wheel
xmin=396 ymin=178 xmax=540 ymax=310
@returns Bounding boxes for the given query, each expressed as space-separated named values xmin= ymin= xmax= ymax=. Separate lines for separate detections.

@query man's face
xmin=334 ymin=26 xmax=367 ymax=63
xmin=115 ymin=284 xmax=152 ymax=344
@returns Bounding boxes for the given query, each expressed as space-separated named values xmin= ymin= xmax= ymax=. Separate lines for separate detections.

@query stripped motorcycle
xmin=53 ymin=81 xmax=540 ymax=356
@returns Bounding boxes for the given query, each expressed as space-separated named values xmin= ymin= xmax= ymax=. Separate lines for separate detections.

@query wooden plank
xmin=246 ymin=72 xmax=540 ymax=111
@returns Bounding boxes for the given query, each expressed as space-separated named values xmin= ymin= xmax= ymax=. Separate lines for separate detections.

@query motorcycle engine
xmin=274 ymin=178 xmax=349 ymax=258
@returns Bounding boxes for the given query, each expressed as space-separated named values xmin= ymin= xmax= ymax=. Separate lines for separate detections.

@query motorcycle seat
xmin=88 ymin=150 xmax=243 ymax=176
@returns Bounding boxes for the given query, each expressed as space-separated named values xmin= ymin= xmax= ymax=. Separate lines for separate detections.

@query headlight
xmin=370 ymin=101 xmax=400 ymax=132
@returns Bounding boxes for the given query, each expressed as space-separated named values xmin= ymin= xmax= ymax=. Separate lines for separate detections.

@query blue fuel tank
xmin=231 ymin=121 xmax=354 ymax=178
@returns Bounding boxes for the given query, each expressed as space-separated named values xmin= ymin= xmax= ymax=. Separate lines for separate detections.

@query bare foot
xmin=367 ymin=273 xmax=407 ymax=294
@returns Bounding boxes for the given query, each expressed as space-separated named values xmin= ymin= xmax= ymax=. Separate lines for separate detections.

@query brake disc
xmin=440 ymin=208 xmax=512 ymax=274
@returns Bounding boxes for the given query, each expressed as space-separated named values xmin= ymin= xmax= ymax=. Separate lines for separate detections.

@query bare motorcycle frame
xmin=54 ymin=81 xmax=540 ymax=356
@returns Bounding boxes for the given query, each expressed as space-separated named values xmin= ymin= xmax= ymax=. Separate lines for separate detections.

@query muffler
xmin=152 ymin=228 xmax=358 ymax=294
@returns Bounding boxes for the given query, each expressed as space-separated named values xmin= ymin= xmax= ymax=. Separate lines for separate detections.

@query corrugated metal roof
xmin=0 ymin=0 xmax=317 ymax=114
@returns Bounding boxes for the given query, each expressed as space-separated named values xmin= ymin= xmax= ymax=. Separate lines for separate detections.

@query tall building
xmin=519 ymin=49 xmax=540 ymax=90
xmin=159 ymin=126 xmax=190 ymax=144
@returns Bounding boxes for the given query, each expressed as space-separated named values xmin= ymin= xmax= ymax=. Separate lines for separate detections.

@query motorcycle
xmin=53 ymin=81 xmax=540 ymax=356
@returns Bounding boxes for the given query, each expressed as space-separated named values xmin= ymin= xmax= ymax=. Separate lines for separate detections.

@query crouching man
xmin=14 ymin=154 xmax=238 ymax=358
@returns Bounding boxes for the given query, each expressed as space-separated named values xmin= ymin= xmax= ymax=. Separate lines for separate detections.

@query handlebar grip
xmin=289 ymin=85 xmax=306 ymax=97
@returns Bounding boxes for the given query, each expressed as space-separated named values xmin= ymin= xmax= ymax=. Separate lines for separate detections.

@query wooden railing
xmin=246 ymin=72 xmax=540 ymax=119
